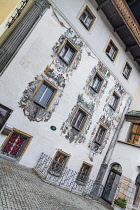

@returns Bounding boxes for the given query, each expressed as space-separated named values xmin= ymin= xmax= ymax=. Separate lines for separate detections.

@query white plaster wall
xmin=109 ymin=142 xmax=140 ymax=181
xmin=0 ymin=1 xmax=140 ymax=182
xmin=51 ymin=0 xmax=140 ymax=97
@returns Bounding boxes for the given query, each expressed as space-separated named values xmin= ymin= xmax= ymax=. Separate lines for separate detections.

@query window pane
xmin=34 ymin=84 xmax=46 ymax=102
xmin=40 ymin=87 xmax=53 ymax=106
xmin=0 ymin=104 xmax=12 ymax=130
xmin=48 ymin=152 xmax=68 ymax=176
xmin=132 ymin=124 xmax=138 ymax=133
xmin=64 ymin=49 xmax=74 ymax=63
xmin=92 ymin=74 xmax=102 ymax=92
xmin=95 ymin=126 xmax=106 ymax=144
xmin=59 ymin=46 xmax=67 ymax=57
xmin=80 ymin=12 xmax=86 ymax=22
xmin=2 ymin=132 xmax=28 ymax=158
xmin=0 ymin=107 xmax=7 ymax=123
xmin=33 ymin=83 xmax=54 ymax=108
xmin=77 ymin=163 xmax=91 ymax=183
xmin=72 ymin=110 xmax=87 ymax=130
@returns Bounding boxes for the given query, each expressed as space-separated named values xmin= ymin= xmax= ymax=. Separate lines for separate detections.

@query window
xmin=91 ymin=73 xmax=103 ymax=93
xmin=33 ymin=80 xmax=56 ymax=109
xmin=122 ymin=62 xmax=132 ymax=80
xmin=109 ymin=92 xmax=120 ymax=111
xmin=79 ymin=5 xmax=96 ymax=30
xmin=0 ymin=104 xmax=12 ymax=130
xmin=1 ymin=129 xmax=32 ymax=159
xmin=72 ymin=109 xmax=88 ymax=132
xmin=127 ymin=124 xmax=140 ymax=146
xmin=76 ymin=162 xmax=92 ymax=185
xmin=94 ymin=125 xmax=107 ymax=145
xmin=48 ymin=151 xmax=69 ymax=176
xmin=105 ymin=40 xmax=118 ymax=62
xmin=58 ymin=40 xmax=77 ymax=66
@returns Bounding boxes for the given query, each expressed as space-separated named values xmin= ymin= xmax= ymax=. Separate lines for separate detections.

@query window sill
xmin=0 ymin=153 xmax=18 ymax=162
xmin=117 ymin=140 xmax=140 ymax=148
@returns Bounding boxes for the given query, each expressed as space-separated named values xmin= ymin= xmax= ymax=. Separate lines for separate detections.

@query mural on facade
xmin=19 ymin=69 xmax=65 ymax=122
xmin=52 ymin=28 xmax=83 ymax=74
xmin=88 ymin=78 xmax=129 ymax=161
xmin=83 ymin=61 xmax=110 ymax=108
xmin=61 ymin=94 xmax=94 ymax=143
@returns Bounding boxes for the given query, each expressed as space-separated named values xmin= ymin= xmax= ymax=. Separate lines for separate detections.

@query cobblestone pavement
xmin=0 ymin=158 xmax=109 ymax=210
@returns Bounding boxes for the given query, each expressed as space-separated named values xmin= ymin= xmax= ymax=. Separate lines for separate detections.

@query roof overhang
xmin=95 ymin=0 xmax=140 ymax=68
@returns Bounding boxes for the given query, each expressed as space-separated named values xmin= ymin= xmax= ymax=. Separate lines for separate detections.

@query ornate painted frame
xmin=61 ymin=94 xmax=94 ymax=143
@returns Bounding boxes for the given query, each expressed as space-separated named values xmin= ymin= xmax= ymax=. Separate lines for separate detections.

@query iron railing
xmin=35 ymin=152 xmax=94 ymax=196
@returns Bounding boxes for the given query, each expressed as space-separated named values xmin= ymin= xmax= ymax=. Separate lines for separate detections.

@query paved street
xmin=0 ymin=158 xmax=110 ymax=210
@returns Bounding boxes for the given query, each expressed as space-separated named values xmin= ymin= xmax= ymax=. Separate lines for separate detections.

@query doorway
xmin=102 ymin=163 xmax=122 ymax=204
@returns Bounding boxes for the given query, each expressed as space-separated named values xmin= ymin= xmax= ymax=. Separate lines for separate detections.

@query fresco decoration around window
xmin=88 ymin=115 xmax=111 ymax=161
xmin=83 ymin=61 xmax=110 ymax=108
xmin=19 ymin=69 xmax=65 ymax=122
xmin=52 ymin=28 xmax=83 ymax=74
xmin=61 ymin=94 xmax=94 ymax=143
xmin=103 ymin=80 xmax=127 ymax=127
xmin=88 ymin=81 xmax=131 ymax=161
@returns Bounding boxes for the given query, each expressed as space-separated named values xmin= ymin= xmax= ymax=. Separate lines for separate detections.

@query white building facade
xmin=0 ymin=0 xmax=140 ymax=209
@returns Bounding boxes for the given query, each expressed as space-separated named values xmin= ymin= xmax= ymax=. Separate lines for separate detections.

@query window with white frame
xmin=33 ymin=80 xmax=56 ymax=109
xmin=48 ymin=151 xmax=69 ymax=176
xmin=72 ymin=108 xmax=87 ymax=132
xmin=58 ymin=40 xmax=77 ymax=66
xmin=94 ymin=125 xmax=107 ymax=145
xmin=79 ymin=5 xmax=96 ymax=30
xmin=76 ymin=162 xmax=92 ymax=185
xmin=105 ymin=40 xmax=118 ymax=62
xmin=109 ymin=92 xmax=120 ymax=111
xmin=1 ymin=130 xmax=31 ymax=159
xmin=122 ymin=62 xmax=132 ymax=80
xmin=91 ymin=73 xmax=103 ymax=93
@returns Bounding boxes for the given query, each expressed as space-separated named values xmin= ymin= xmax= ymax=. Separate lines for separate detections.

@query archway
xmin=102 ymin=163 xmax=122 ymax=204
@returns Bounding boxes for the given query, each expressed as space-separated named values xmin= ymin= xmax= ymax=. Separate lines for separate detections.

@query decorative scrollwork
xmin=61 ymin=94 xmax=94 ymax=143
xmin=19 ymin=69 xmax=65 ymax=122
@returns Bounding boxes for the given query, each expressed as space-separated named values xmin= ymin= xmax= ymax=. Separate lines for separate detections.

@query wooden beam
xmin=97 ymin=0 xmax=110 ymax=11
xmin=107 ymin=12 xmax=117 ymax=19
xmin=114 ymin=25 xmax=126 ymax=32
xmin=134 ymin=56 xmax=140 ymax=61
xmin=125 ymin=44 xmax=138 ymax=52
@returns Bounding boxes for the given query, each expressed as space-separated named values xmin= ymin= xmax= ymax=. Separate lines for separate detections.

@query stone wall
xmin=115 ymin=175 xmax=136 ymax=210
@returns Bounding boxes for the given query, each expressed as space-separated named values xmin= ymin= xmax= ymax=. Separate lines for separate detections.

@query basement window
xmin=76 ymin=162 xmax=92 ymax=185
xmin=48 ymin=151 xmax=69 ymax=176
